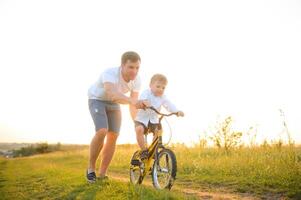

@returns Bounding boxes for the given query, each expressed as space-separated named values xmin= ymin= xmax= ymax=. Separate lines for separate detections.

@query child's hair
xmin=150 ymin=74 xmax=168 ymax=85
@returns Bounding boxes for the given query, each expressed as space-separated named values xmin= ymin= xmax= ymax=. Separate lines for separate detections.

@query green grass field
xmin=0 ymin=144 xmax=300 ymax=199
xmin=0 ymin=147 xmax=194 ymax=200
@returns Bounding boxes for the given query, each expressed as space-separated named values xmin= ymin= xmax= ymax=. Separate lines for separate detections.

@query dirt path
xmin=109 ymin=172 xmax=263 ymax=200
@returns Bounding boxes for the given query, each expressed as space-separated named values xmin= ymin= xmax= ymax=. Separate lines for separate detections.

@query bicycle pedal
xmin=131 ymin=159 xmax=141 ymax=166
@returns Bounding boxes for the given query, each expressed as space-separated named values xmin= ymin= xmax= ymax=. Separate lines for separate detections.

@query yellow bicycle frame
xmin=141 ymin=128 xmax=163 ymax=177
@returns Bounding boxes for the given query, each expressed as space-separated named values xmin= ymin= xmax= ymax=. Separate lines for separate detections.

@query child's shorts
xmin=134 ymin=121 xmax=161 ymax=134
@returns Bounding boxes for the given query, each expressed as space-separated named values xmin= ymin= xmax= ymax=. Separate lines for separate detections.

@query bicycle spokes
xmin=130 ymin=151 xmax=144 ymax=185
xmin=152 ymin=149 xmax=176 ymax=190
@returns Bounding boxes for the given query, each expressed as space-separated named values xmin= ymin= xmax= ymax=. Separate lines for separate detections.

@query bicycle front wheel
xmin=151 ymin=148 xmax=177 ymax=190
xmin=129 ymin=150 xmax=144 ymax=185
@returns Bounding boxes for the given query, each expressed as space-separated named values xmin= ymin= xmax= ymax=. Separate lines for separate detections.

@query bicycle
xmin=129 ymin=106 xmax=182 ymax=190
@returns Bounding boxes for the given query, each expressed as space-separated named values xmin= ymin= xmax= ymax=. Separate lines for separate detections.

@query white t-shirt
xmin=88 ymin=67 xmax=141 ymax=101
xmin=135 ymin=89 xmax=178 ymax=126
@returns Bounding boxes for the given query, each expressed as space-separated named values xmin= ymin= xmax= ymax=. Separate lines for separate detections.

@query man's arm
xmin=129 ymin=91 xmax=139 ymax=120
xmin=104 ymin=82 xmax=132 ymax=104
xmin=104 ymin=82 xmax=147 ymax=110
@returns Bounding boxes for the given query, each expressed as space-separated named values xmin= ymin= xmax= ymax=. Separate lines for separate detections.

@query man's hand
xmin=131 ymin=99 xmax=150 ymax=109
xmin=177 ymin=111 xmax=185 ymax=117
xmin=141 ymin=100 xmax=151 ymax=108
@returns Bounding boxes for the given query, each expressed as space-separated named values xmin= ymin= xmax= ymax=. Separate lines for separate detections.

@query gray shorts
xmin=88 ymin=99 xmax=121 ymax=134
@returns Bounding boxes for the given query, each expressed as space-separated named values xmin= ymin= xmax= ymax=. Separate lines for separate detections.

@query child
xmin=134 ymin=74 xmax=184 ymax=160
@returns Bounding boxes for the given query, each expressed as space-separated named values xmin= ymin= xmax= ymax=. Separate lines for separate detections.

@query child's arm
xmin=162 ymin=98 xmax=184 ymax=117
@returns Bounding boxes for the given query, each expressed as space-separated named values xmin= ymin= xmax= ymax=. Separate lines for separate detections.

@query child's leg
xmin=135 ymin=125 xmax=147 ymax=150
xmin=152 ymin=131 xmax=158 ymax=142
xmin=151 ymin=123 xmax=160 ymax=142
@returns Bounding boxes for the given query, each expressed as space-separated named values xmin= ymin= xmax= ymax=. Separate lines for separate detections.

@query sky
xmin=0 ymin=0 xmax=300 ymax=145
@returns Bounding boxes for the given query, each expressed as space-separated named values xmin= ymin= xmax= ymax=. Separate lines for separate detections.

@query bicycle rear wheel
xmin=151 ymin=148 xmax=177 ymax=190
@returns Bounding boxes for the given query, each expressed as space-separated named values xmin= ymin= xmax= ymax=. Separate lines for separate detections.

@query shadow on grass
xmin=63 ymin=180 xmax=110 ymax=200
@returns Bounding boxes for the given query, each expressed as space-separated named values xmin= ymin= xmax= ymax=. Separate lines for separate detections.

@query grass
xmin=0 ymin=144 xmax=300 ymax=199
xmin=0 ymin=148 xmax=194 ymax=200
xmin=111 ymin=144 xmax=301 ymax=199
xmin=175 ymin=146 xmax=301 ymax=198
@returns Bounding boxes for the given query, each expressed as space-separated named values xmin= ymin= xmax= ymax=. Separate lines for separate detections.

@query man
xmin=86 ymin=51 xmax=148 ymax=183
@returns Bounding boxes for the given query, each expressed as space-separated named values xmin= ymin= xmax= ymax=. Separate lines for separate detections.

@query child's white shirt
xmin=135 ymin=89 xmax=178 ymax=126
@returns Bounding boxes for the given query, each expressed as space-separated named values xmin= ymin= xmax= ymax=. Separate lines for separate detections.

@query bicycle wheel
xmin=129 ymin=150 xmax=144 ymax=184
xmin=151 ymin=148 xmax=177 ymax=190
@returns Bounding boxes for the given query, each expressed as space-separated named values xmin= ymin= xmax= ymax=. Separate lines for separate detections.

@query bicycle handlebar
xmin=147 ymin=106 xmax=179 ymax=117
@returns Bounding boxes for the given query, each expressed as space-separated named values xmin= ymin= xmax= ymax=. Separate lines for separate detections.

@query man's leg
xmin=88 ymin=128 xmax=107 ymax=172
xmin=98 ymin=132 xmax=118 ymax=176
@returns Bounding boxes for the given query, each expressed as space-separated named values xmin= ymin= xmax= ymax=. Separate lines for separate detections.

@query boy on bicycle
xmin=134 ymin=74 xmax=184 ymax=160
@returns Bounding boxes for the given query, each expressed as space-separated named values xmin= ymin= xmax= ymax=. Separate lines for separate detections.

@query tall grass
xmin=174 ymin=145 xmax=301 ymax=197
xmin=111 ymin=144 xmax=301 ymax=198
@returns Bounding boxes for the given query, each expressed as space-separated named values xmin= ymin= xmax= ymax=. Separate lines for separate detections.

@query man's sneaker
xmin=140 ymin=149 xmax=149 ymax=160
xmin=86 ymin=170 xmax=96 ymax=183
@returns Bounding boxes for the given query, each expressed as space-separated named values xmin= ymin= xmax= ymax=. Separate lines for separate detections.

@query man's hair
xmin=150 ymin=74 xmax=168 ymax=85
xmin=121 ymin=51 xmax=141 ymax=64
